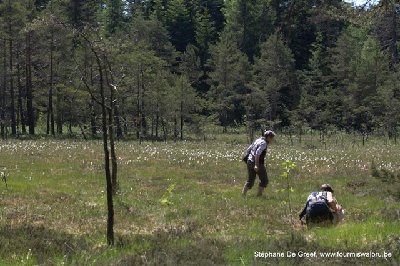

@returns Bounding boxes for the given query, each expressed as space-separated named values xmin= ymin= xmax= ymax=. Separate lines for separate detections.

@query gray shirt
xmin=246 ymin=137 xmax=267 ymax=163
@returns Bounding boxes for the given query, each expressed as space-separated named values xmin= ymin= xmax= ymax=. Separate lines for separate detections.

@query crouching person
xmin=299 ymin=184 xmax=344 ymax=227
xmin=242 ymin=130 xmax=276 ymax=197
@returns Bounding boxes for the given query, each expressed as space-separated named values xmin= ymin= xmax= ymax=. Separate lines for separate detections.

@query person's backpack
xmin=306 ymin=192 xmax=333 ymax=224
xmin=242 ymin=152 xmax=249 ymax=163
xmin=242 ymin=144 xmax=252 ymax=163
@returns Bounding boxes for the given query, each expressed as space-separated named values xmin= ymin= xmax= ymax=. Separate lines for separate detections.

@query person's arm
xmin=254 ymin=155 xmax=260 ymax=172
xmin=254 ymin=141 xmax=266 ymax=172
xmin=326 ymin=192 xmax=337 ymax=212
xmin=299 ymin=202 xmax=308 ymax=220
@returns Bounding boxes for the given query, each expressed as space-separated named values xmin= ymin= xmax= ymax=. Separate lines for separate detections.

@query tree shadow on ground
xmin=109 ymin=223 xmax=226 ymax=266
xmin=0 ymin=224 xmax=88 ymax=264
xmin=109 ymin=227 xmax=400 ymax=266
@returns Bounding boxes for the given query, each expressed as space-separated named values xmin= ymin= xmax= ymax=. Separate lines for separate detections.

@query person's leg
xmin=308 ymin=203 xmax=334 ymax=226
xmin=242 ymin=161 xmax=256 ymax=196
xmin=332 ymin=209 xmax=345 ymax=225
xmin=336 ymin=205 xmax=344 ymax=223
xmin=332 ymin=212 xmax=338 ymax=224
xmin=256 ymin=165 xmax=268 ymax=196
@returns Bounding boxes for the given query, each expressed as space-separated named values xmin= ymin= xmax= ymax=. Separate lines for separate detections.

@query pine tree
xmin=172 ymin=75 xmax=198 ymax=140
xmin=209 ymin=33 xmax=250 ymax=131
xmin=347 ymin=36 xmax=390 ymax=134
xmin=195 ymin=8 xmax=217 ymax=67
xmin=0 ymin=0 xmax=27 ymax=136
xmin=180 ymin=44 xmax=201 ymax=88
xmin=374 ymin=0 xmax=399 ymax=70
xmin=106 ymin=0 xmax=125 ymax=35
xmin=152 ymin=0 xmax=166 ymax=23
xmin=329 ymin=26 xmax=367 ymax=130
xmin=130 ymin=14 xmax=176 ymax=65
xmin=166 ymin=0 xmax=195 ymax=52
xmin=252 ymin=32 xmax=297 ymax=127
xmin=224 ymin=0 xmax=274 ymax=61
xmin=298 ymin=32 xmax=333 ymax=134
xmin=378 ymin=70 xmax=400 ymax=142
xmin=67 ymin=0 xmax=100 ymax=28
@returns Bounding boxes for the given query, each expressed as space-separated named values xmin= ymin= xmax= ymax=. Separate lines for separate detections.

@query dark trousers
xmin=245 ymin=161 xmax=268 ymax=188
xmin=306 ymin=202 xmax=333 ymax=226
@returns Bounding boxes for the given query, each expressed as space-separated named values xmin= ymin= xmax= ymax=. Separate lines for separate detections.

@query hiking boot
xmin=256 ymin=186 xmax=265 ymax=197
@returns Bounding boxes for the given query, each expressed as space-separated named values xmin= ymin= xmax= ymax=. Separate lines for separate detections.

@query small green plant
xmin=281 ymin=160 xmax=296 ymax=225
xmin=160 ymin=184 xmax=176 ymax=206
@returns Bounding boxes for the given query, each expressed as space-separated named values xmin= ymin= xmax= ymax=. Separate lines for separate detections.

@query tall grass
xmin=0 ymin=134 xmax=399 ymax=265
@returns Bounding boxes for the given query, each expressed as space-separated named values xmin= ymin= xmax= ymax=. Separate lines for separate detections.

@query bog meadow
xmin=0 ymin=132 xmax=399 ymax=265
xmin=1 ymin=0 xmax=400 ymax=265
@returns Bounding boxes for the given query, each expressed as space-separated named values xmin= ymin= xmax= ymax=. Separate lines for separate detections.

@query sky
xmin=344 ymin=0 xmax=380 ymax=6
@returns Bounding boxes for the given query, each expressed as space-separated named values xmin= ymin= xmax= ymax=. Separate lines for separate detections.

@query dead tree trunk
xmin=105 ymin=59 xmax=118 ymax=194
xmin=136 ymin=71 xmax=141 ymax=141
xmin=16 ymin=45 xmax=26 ymax=135
xmin=156 ymin=106 xmax=159 ymax=139
xmin=97 ymin=55 xmax=114 ymax=246
xmin=56 ymin=87 xmax=63 ymax=134
xmin=82 ymin=36 xmax=117 ymax=245
xmin=9 ymin=33 xmax=16 ymax=136
xmin=140 ymin=70 xmax=146 ymax=139
xmin=114 ymin=104 xmax=123 ymax=139
xmin=90 ymin=98 xmax=97 ymax=137
xmin=174 ymin=112 xmax=178 ymax=142
xmin=180 ymin=100 xmax=184 ymax=141
xmin=78 ymin=32 xmax=115 ymax=245
xmin=90 ymin=64 xmax=96 ymax=138
xmin=1 ymin=39 xmax=6 ymax=139
xmin=47 ymin=28 xmax=55 ymax=135
xmin=26 ymin=32 xmax=35 ymax=135
xmin=135 ymin=66 xmax=147 ymax=141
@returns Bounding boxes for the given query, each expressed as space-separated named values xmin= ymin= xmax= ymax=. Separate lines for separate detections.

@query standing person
xmin=242 ymin=130 xmax=276 ymax=197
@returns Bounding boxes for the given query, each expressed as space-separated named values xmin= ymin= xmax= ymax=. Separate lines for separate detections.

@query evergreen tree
xmin=170 ymin=75 xmax=198 ymax=140
xmin=0 ymin=0 xmax=28 ymax=136
xmin=209 ymin=33 xmax=250 ymax=131
xmin=252 ymin=32 xmax=298 ymax=127
xmin=67 ymin=0 xmax=100 ymax=28
xmin=378 ymin=70 xmax=400 ymax=141
xmin=106 ymin=0 xmax=125 ymax=35
xmin=223 ymin=0 xmax=274 ymax=61
xmin=347 ymin=36 xmax=389 ymax=134
xmin=152 ymin=0 xmax=166 ymax=23
xmin=195 ymin=8 xmax=217 ymax=66
xmin=298 ymin=32 xmax=333 ymax=134
xmin=374 ymin=0 xmax=399 ymax=70
xmin=165 ymin=0 xmax=194 ymax=52
xmin=197 ymin=0 xmax=225 ymax=33
xmin=0 ymin=0 xmax=397 ymax=140
xmin=129 ymin=14 xmax=177 ymax=66
xmin=329 ymin=26 xmax=367 ymax=130
xmin=180 ymin=44 xmax=202 ymax=88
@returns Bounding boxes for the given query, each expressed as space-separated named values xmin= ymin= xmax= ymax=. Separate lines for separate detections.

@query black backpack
xmin=242 ymin=143 xmax=253 ymax=163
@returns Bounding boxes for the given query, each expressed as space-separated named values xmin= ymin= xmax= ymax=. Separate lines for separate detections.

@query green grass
xmin=0 ymin=135 xmax=399 ymax=265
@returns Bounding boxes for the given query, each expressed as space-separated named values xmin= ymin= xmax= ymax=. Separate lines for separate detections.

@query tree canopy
xmin=0 ymin=0 xmax=398 ymax=140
